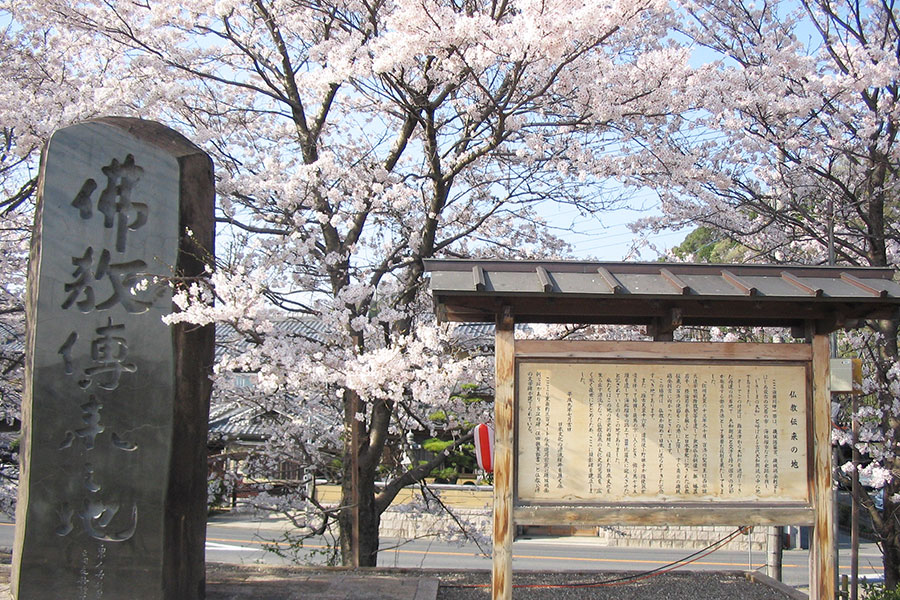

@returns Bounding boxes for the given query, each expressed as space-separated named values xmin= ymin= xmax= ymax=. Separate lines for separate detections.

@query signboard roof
xmin=424 ymin=259 xmax=900 ymax=332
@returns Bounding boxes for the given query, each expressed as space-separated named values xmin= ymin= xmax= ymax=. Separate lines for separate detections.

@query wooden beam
xmin=535 ymin=266 xmax=553 ymax=293
xmin=782 ymin=271 xmax=824 ymax=297
xmin=435 ymin=302 xmax=448 ymax=324
xmin=472 ymin=265 xmax=486 ymax=292
xmin=492 ymin=307 xmax=515 ymax=600
xmin=436 ymin=294 xmax=900 ymax=326
xmin=841 ymin=272 xmax=888 ymax=297
xmin=646 ymin=307 xmax=683 ymax=340
xmin=810 ymin=334 xmax=835 ymax=600
xmin=722 ymin=269 xmax=758 ymax=296
xmin=514 ymin=505 xmax=815 ymax=526
xmin=792 ymin=321 xmax=815 ymax=343
xmin=514 ymin=340 xmax=813 ymax=361
xmin=596 ymin=267 xmax=624 ymax=294
xmin=660 ymin=268 xmax=691 ymax=295
xmin=646 ymin=324 xmax=672 ymax=341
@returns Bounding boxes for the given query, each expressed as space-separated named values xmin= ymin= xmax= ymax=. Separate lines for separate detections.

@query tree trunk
xmin=339 ymin=465 xmax=380 ymax=567
xmin=357 ymin=488 xmax=381 ymax=567
xmin=875 ymin=316 xmax=900 ymax=587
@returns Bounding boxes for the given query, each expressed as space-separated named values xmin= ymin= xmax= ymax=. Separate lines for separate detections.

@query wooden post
xmin=492 ymin=307 xmax=515 ymax=600
xmin=348 ymin=330 xmax=365 ymax=568
xmin=350 ymin=387 xmax=361 ymax=568
xmin=811 ymin=334 xmax=835 ymax=600
xmin=851 ymin=393 xmax=860 ymax=600
xmin=767 ymin=526 xmax=783 ymax=581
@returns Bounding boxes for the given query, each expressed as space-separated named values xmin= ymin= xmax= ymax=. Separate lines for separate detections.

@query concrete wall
xmin=359 ymin=485 xmax=773 ymax=551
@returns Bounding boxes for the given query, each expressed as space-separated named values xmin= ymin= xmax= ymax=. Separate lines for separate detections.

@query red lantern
xmin=473 ymin=423 xmax=494 ymax=473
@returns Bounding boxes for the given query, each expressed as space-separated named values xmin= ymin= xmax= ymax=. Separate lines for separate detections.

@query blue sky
xmin=540 ymin=193 xmax=688 ymax=261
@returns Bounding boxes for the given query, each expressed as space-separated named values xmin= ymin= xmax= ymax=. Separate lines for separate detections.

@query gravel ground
xmin=436 ymin=570 xmax=803 ymax=600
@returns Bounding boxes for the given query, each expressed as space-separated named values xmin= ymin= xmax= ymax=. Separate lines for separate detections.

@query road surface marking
xmin=205 ymin=535 xmax=824 ymax=570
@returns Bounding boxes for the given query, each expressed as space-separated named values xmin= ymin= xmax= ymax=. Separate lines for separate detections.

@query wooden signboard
xmin=517 ymin=360 xmax=809 ymax=505
xmin=491 ymin=333 xmax=833 ymax=600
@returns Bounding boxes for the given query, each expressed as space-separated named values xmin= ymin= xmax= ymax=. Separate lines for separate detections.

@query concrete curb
xmin=0 ymin=563 xmax=441 ymax=600
xmin=205 ymin=563 xmax=440 ymax=600
xmin=415 ymin=577 xmax=441 ymax=600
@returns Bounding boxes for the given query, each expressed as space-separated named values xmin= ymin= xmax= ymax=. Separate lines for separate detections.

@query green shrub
xmin=862 ymin=582 xmax=900 ymax=600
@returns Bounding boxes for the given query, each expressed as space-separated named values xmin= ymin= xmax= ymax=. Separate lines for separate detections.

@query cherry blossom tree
xmin=0 ymin=195 xmax=26 ymax=421
xmin=0 ymin=0 xmax=692 ymax=565
xmin=0 ymin=146 xmax=27 ymax=513
xmin=618 ymin=0 xmax=900 ymax=585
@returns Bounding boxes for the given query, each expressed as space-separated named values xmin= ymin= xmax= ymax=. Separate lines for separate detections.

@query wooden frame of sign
xmin=492 ymin=316 xmax=833 ymax=600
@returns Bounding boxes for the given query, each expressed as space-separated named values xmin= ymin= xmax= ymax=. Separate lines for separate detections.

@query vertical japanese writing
xmin=690 ymin=373 xmax=699 ymax=494
xmin=751 ymin=373 xmax=762 ymax=495
xmin=619 ymin=372 xmax=630 ymax=493
xmin=532 ymin=370 xmax=541 ymax=493
xmin=556 ymin=419 xmax=564 ymax=490
xmin=700 ymin=376 xmax=709 ymax=495
xmin=586 ymin=372 xmax=595 ymax=493
xmin=542 ymin=374 xmax=551 ymax=494
xmin=605 ymin=374 xmax=613 ymax=495
xmin=762 ymin=375 xmax=771 ymax=492
xmin=666 ymin=372 xmax=675 ymax=494
xmin=526 ymin=372 xmax=535 ymax=435
xmin=51 ymin=154 xmax=157 ymax=598
xmin=718 ymin=373 xmax=727 ymax=495
xmin=639 ymin=373 xmax=647 ymax=495
xmin=653 ymin=372 xmax=665 ymax=495
xmin=517 ymin=361 xmax=808 ymax=504
xmin=738 ymin=374 xmax=745 ymax=492
xmin=20 ymin=122 xmax=210 ymax=600
xmin=788 ymin=389 xmax=802 ymax=472
xmin=674 ymin=372 xmax=682 ymax=494
xmin=728 ymin=373 xmax=736 ymax=494
xmin=770 ymin=376 xmax=779 ymax=492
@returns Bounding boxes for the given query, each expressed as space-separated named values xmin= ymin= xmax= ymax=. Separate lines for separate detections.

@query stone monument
xmin=12 ymin=118 xmax=215 ymax=599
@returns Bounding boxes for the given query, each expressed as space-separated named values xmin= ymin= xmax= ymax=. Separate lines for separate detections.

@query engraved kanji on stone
xmin=61 ymin=248 xmax=98 ymax=312
xmin=70 ymin=154 xmax=148 ymax=253
xmin=55 ymin=476 xmax=138 ymax=543
xmin=58 ymin=332 xmax=78 ymax=375
xmin=81 ymin=318 xmax=137 ymax=391
xmin=59 ymin=397 xmax=105 ymax=451
xmin=94 ymin=250 xmax=151 ymax=313
xmin=82 ymin=463 xmax=101 ymax=493
xmin=59 ymin=320 xmax=139 ymax=390
xmin=71 ymin=179 xmax=97 ymax=220
xmin=58 ymin=395 xmax=139 ymax=453
xmin=111 ymin=433 xmax=138 ymax=452
xmin=61 ymin=247 xmax=151 ymax=314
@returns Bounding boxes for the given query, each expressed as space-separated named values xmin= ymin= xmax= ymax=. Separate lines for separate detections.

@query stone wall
xmin=379 ymin=506 xmax=492 ymax=543
xmin=315 ymin=484 xmax=782 ymax=552
xmin=593 ymin=524 xmax=768 ymax=552
xmin=377 ymin=503 xmax=770 ymax=551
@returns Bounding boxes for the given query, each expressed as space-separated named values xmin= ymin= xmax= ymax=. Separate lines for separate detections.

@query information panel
xmin=516 ymin=361 xmax=809 ymax=505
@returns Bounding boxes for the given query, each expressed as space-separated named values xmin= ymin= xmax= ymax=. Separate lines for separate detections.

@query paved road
xmin=0 ymin=515 xmax=884 ymax=592
xmin=202 ymin=514 xmax=884 ymax=590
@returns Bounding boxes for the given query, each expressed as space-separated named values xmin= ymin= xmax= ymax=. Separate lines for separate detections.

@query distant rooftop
xmin=424 ymin=259 xmax=900 ymax=334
